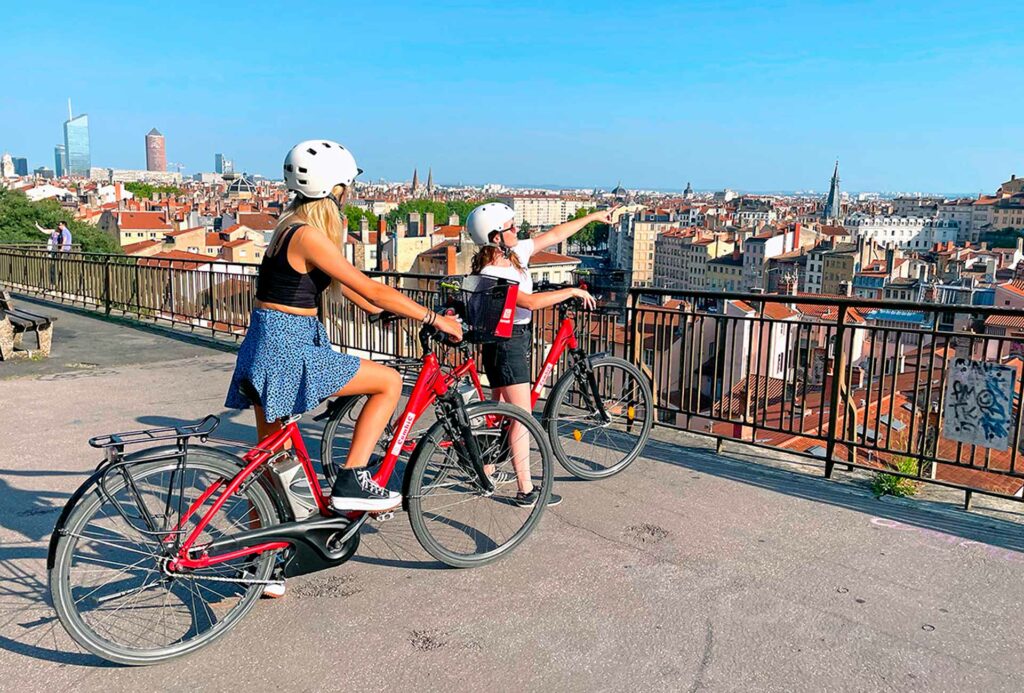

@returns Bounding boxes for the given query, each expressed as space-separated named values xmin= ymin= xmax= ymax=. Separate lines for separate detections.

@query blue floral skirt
xmin=225 ymin=309 xmax=361 ymax=423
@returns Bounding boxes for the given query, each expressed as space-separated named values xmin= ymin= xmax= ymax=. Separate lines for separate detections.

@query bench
xmin=0 ymin=290 xmax=56 ymax=360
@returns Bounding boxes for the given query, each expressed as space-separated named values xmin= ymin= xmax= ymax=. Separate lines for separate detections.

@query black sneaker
xmin=513 ymin=486 xmax=562 ymax=508
xmin=330 ymin=468 xmax=402 ymax=512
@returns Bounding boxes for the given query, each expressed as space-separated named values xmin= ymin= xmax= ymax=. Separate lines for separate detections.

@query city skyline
xmin=3 ymin=1 xmax=1021 ymax=192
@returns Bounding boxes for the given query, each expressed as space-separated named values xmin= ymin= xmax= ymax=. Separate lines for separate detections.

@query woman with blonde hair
xmin=225 ymin=140 xmax=462 ymax=517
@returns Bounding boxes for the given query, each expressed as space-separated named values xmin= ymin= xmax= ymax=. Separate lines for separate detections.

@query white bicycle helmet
xmin=465 ymin=202 xmax=515 ymax=245
xmin=283 ymin=140 xmax=361 ymax=199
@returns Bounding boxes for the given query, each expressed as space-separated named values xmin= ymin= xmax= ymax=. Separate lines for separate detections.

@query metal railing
xmin=4 ymin=246 xmax=1024 ymax=507
xmin=0 ymin=248 xmax=624 ymax=380
xmin=627 ymin=287 xmax=1024 ymax=506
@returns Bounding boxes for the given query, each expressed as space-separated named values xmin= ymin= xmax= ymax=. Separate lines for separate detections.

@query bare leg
xmin=494 ymin=383 xmax=534 ymax=494
xmin=253 ymin=404 xmax=283 ymax=446
xmin=331 ymin=360 xmax=403 ymax=469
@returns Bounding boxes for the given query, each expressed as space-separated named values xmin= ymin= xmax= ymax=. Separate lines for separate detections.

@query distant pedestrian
xmin=34 ymin=221 xmax=60 ymax=251
xmin=57 ymin=221 xmax=72 ymax=252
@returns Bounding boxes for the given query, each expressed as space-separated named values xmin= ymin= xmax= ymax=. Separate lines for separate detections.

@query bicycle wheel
xmin=407 ymin=401 xmax=553 ymax=568
xmin=49 ymin=447 xmax=283 ymax=666
xmin=546 ymin=355 xmax=654 ymax=479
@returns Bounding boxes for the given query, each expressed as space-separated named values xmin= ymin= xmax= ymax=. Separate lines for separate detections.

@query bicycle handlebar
xmin=368 ymin=310 xmax=401 ymax=325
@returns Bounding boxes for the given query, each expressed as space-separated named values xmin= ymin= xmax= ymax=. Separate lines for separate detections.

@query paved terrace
xmin=2 ymin=295 xmax=1024 ymax=692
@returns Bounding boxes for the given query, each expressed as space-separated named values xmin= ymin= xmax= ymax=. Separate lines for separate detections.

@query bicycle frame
xmin=169 ymin=350 xmax=483 ymax=573
xmin=466 ymin=313 xmax=580 ymax=409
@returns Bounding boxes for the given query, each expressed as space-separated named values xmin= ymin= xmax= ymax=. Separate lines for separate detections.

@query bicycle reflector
xmin=449 ymin=275 xmax=520 ymax=343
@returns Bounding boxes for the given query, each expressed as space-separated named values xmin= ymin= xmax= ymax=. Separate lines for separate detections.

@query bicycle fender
xmin=47 ymin=466 xmax=107 ymax=570
xmin=47 ymin=445 xmax=280 ymax=570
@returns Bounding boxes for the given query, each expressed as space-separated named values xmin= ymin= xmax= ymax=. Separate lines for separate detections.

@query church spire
xmin=411 ymin=168 xmax=419 ymax=194
xmin=426 ymin=167 xmax=434 ymax=196
xmin=822 ymin=159 xmax=841 ymax=221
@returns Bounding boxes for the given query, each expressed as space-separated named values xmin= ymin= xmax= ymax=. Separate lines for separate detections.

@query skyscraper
xmin=215 ymin=153 xmax=234 ymax=174
xmin=63 ymin=99 xmax=91 ymax=177
xmin=54 ymin=144 xmax=66 ymax=177
xmin=12 ymin=157 xmax=28 ymax=176
xmin=822 ymin=160 xmax=841 ymax=221
xmin=146 ymin=128 xmax=166 ymax=171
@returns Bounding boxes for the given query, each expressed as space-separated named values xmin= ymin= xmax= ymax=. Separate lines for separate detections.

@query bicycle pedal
xmin=371 ymin=511 xmax=395 ymax=522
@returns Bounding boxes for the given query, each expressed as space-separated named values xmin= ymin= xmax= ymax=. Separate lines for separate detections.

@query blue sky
xmin=2 ymin=1 xmax=1019 ymax=193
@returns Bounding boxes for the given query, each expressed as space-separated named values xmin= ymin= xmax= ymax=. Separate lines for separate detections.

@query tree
xmin=123 ymin=182 xmax=182 ymax=200
xmin=518 ymin=220 xmax=532 ymax=240
xmin=385 ymin=199 xmax=450 ymax=227
xmin=385 ymin=198 xmax=503 ymax=228
xmin=0 ymin=189 xmax=122 ymax=254
xmin=567 ymin=206 xmax=612 ymax=250
xmin=343 ymin=205 xmax=379 ymax=236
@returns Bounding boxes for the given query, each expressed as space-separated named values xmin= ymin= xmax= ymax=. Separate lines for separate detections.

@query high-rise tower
xmin=54 ymin=144 xmax=66 ymax=177
xmin=146 ymin=128 xmax=166 ymax=171
xmin=63 ymin=99 xmax=91 ymax=177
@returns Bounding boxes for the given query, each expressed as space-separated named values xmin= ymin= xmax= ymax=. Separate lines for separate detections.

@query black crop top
xmin=255 ymin=224 xmax=332 ymax=309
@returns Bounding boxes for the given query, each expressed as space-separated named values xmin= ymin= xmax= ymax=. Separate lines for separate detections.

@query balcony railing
xmin=3 ymin=247 xmax=1024 ymax=507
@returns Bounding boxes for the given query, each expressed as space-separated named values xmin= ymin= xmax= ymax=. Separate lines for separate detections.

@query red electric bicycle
xmin=48 ymin=276 xmax=553 ymax=666
xmin=320 ymin=271 xmax=654 ymax=482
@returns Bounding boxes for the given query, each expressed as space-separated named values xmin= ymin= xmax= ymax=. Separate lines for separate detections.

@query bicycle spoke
xmin=52 ymin=452 xmax=280 ymax=662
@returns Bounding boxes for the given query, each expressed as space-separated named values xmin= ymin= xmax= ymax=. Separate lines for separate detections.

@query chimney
xmin=732 ymin=246 xmax=741 ymax=262
xmin=885 ymin=246 xmax=894 ymax=275
xmin=792 ymin=222 xmax=801 ymax=248
xmin=360 ymin=217 xmax=370 ymax=244
xmin=376 ymin=217 xmax=386 ymax=272
xmin=115 ymin=182 xmax=123 ymax=210
xmin=396 ymin=221 xmax=407 ymax=239
xmin=446 ymin=244 xmax=458 ymax=274
xmin=408 ymin=212 xmax=420 ymax=237
xmin=424 ymin=212 xmax=435 ymax=237
xmin=449 ymin=213 xmax=459 ymax=226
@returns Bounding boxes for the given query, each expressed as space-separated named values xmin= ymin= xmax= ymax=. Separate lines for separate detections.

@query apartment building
xmin=496 ymin=194 xmax=588 ymax=228
xmin=843 ymin=215 xmax=959 ymax=251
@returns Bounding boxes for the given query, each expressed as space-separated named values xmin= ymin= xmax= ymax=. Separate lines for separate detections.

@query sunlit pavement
xmin=2 ymin=297 xmax=1023 ymax=692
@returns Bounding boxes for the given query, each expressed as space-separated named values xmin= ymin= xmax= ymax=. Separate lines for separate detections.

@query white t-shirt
xmin=479 ymin=238 xmax=534 ymax=325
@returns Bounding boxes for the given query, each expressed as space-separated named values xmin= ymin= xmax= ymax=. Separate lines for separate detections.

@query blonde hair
xmin=270 ymin=184 xmax=348 ymax=295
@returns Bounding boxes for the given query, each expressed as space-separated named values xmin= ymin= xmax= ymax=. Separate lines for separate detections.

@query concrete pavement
xmin=1 ymin=298 xmax=1023 ymax=692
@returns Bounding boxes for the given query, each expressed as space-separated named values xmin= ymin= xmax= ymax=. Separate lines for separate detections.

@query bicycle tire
xmin=545 ymin=355 xmax=654 ymax=479
xmin=406 ymin=401 xmax=553 ymax=568
xmin=49 ymin=447 xmax=283 ymax=666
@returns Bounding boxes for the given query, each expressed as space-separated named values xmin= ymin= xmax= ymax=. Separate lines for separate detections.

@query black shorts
xmin=481 ymin=324 xmax=532 ymax=388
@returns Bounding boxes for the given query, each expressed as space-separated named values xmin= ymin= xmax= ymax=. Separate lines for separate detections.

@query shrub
xmin=871 ymin=456 xmax=920 ymax=498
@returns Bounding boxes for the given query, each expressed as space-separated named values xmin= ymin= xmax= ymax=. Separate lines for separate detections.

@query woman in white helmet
xmin=225 ymin=140 xmax=462 ymax=522
xmin=466 ymin=202 xmax=614 ymax=507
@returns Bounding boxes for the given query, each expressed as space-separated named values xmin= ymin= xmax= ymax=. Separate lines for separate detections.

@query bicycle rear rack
xmin=88 ymin=414 xmax=220 ymax=451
